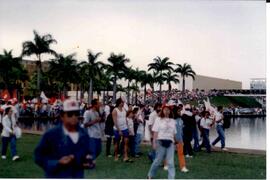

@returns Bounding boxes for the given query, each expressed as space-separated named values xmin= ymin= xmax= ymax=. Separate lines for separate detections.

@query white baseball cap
xmin=63 ymin=99 xmax=80 ymax=112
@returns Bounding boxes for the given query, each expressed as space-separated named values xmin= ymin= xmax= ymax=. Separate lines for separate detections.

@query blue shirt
xmin=34 ymin=124 xmax=91 ymax=178
xmin=175 ymin=118 xmax=184 ymax=143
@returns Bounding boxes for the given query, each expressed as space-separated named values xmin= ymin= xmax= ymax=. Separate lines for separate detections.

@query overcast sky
xmin=0 ymin=0 xmax=266 ymax=89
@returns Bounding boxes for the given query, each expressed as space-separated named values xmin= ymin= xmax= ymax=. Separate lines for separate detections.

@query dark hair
xmin=115 ymin=98 xmax=123 ymax=107
xmin=217 ymin=106 xmax=223 ymax=111
xmin=110 ymin=105 xmax=114 ymax=114
xmin=133 ymin=107 xmax=139 ymax=114
xmin=5 ymin=107 xmax=12 ymax=115
xmin=154 ymin=103 xmax=162 ymax=111
xmin=172 ymin=105 xmax=181 ymax=119
xmin=91 ymin=99 xmax=99 ymax=106
xmin=204 ymin=111 xmax=210 ymax=117
xmin=159 ymin=106 xmax=174 ymax=119
xmin=139 ymin=104 xmax=145 ymax=108
xmin=126 ymin=110 xmax=133 ymax=117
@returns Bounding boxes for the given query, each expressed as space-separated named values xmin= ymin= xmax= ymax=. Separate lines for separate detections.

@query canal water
xmin=209 ymin=117 xmax=266 ymax=150
xmin=20 ymin=117 xmax=266 ymax=150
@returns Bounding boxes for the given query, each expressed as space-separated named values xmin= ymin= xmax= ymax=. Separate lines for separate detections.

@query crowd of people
xmin=0 ymin=95 xmax=232 ymax=179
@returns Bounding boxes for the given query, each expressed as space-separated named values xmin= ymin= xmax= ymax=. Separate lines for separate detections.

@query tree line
xmin=0 ymin=30 xmax=196 ymax=104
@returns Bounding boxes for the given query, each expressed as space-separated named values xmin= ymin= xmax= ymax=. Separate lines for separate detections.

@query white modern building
xmin=250 ymin=78 xmax=266 ymax=90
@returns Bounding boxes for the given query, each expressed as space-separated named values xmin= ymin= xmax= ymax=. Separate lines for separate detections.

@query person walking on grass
xmin=83 ymin=99 xmax=104 ymax=167
xmin=134 ymin=104 xmax=145 ymax=157
xmin=105 ymin=105 xmax=114 ymax=157
xmin=211 ymin=106 xmax=228 ymax=151
xmin=1 ymin=107 xmax=20 ymax=161
xmin=173 ymin=105 xmax=189 ymax=173
xmin=147 ymin=103 xmax=162 ymax=162
xmin=34 ymin=99 xmax=92 ymax=178
xmin=147 ymin=105 xmax=176 ymax=179
xmin=181 ymin=104 xmax=194 ymax=158
xmin=112 ymin=98 xmax=131 ymax=162
xmin=199 ymin=111 xmax=214 ymax=153
xmin=127 ymin=109 xmax=137 ymax=159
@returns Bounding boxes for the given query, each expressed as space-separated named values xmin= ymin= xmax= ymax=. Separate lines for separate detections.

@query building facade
xmin=183 ymin=75 xmax=242 ymax=90
xmin=250 ymin=78 xmax=266 ymax=90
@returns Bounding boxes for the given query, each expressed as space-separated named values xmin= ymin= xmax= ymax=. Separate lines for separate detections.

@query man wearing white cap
xmin=34 ymin=99 xmax=92 ymax=178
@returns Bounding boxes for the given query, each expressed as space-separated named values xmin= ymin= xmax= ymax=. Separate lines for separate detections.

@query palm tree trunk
xmin=127 ymin=80 xmax=130 ymax=105
xmin=88 ymin=78 xmax=93 ymax=104
xmin=135 ymin=81 xmax=138 ymax=105
xmin=113 ymin=75 xmax=117 ymax=104
xmin=63 ymin=85 xmax=67 ymax=98
xmin=102 ymin=90 xmax=106 ymax=104
xmin=76 ymin=84 xmax=79 ymax=100
xmin=131 ymin=91 xmax=134 ymax=105
xmin=159 ymin=84 xmax=162 ymax=103
xmin=144 ymin=85 xmax=147 ymax=104
xmin=36 ymin=55 xmax=41 ymax=94
xmin=159 ymin=70 xmax=162 ymax=102
xmin=168 ymin=82 xmax=172 ymax=92
xmin=182 ymin=77 xmax=185 ymax=92
xmin=80 ymin=84 xmax=84 ymax=101
xmin=106 ymin=88 xmax=109 ymax=104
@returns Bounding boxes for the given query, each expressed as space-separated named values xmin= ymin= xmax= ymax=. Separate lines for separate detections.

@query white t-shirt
xmin=200 ymin=118 xmax=213 ymax=130
xmin=148 ymin=111 xmax=158 ymax=126
xmin=83 ymin=109 xmax=102 ymax=139
xmin=104 ymin=105 xmax=110 ymax=119
xmin=215 ymin=111 xmax=224 ymax=126
xmin=136 ymin=111 xmax=144 ymax=135
xmin=127 ymin=117 xmax=134 ymax=136
xmin=113 ymin=108 xmax=127 ymax=131
xmin=63 ymin=126 xmax=79 ymax=144
xmin=152 ymin=117 xmax=177 ymax=142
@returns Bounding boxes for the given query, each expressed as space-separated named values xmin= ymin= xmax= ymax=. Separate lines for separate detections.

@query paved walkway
xmin=22 ymin=130 xmax=266 ymax=155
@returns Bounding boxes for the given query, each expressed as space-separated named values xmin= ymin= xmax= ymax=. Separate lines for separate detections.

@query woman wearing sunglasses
xmin=34 ymin=99 xmax=92 ymax=178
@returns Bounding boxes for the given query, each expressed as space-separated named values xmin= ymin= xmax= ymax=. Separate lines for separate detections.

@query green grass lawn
xmin=210 ymin=96 xmax=261 ymax=108
xmin=0 ymin=134 xmax=266 ymax=179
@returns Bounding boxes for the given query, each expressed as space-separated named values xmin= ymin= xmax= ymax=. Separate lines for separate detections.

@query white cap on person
xmin=63 ymin=99 xmax=80 ymax=112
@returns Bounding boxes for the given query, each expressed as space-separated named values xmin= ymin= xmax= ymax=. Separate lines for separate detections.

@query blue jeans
xmin=148 ymin=150 xmax=156 ymax=162
xmin=212 ymin=125 xmax=225 ymax=148
xmin=1 ymin=135 xmax=17 ymax=157
xmin=129 ymin=136 xmax=135 ymax=157
xmin=147 ymin=140 xmax=175 ymax=179
xmin=135 ymin=133 xmax=142 ymax=154
xmin=192 ymin=127 xmax=200 ymax=151
xmin=202 ymin=129 xmax=211 ymax=153
xmin=89 ymin=138 xmax=102 ymax=160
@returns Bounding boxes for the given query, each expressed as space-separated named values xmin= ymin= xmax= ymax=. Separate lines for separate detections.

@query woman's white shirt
xmin=152 ymin=117 xmax=176 ymax=142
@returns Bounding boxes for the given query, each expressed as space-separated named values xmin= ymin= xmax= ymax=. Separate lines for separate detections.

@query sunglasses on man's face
xmin=67 ymin=111 xmax=80 ymax=117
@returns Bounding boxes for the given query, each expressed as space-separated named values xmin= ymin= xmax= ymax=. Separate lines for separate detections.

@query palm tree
xmin=148 ymin=56 xmax=174 ymax=101
xmin=130 ymin=83 xmax=139 ymax=105
xmin=107 ymin=53 xmax=130 ymax=103
xmin=163 ymin=71 xmax=179 ymax=92
xmin=49 ymin=53 xmax=78 ymax=97
xmin=0 ymin=49 xmax=29 ymax=99
xmin=133 ymin=68 xmax=145 ymax=105
xmin=175 ymin=63 xmax=196 ymax=92
xmin=21 ymin=30 xmax=57 ymax=93
xmin=124 ymin=66 xmax=136 ymax=105
xmin=140 ymin=71 xmax=153 ymax=104
xmin=85 ymin=50 xmax=103 ymax=104
xmin=77 ymin=61 xmax=90 ymax=101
